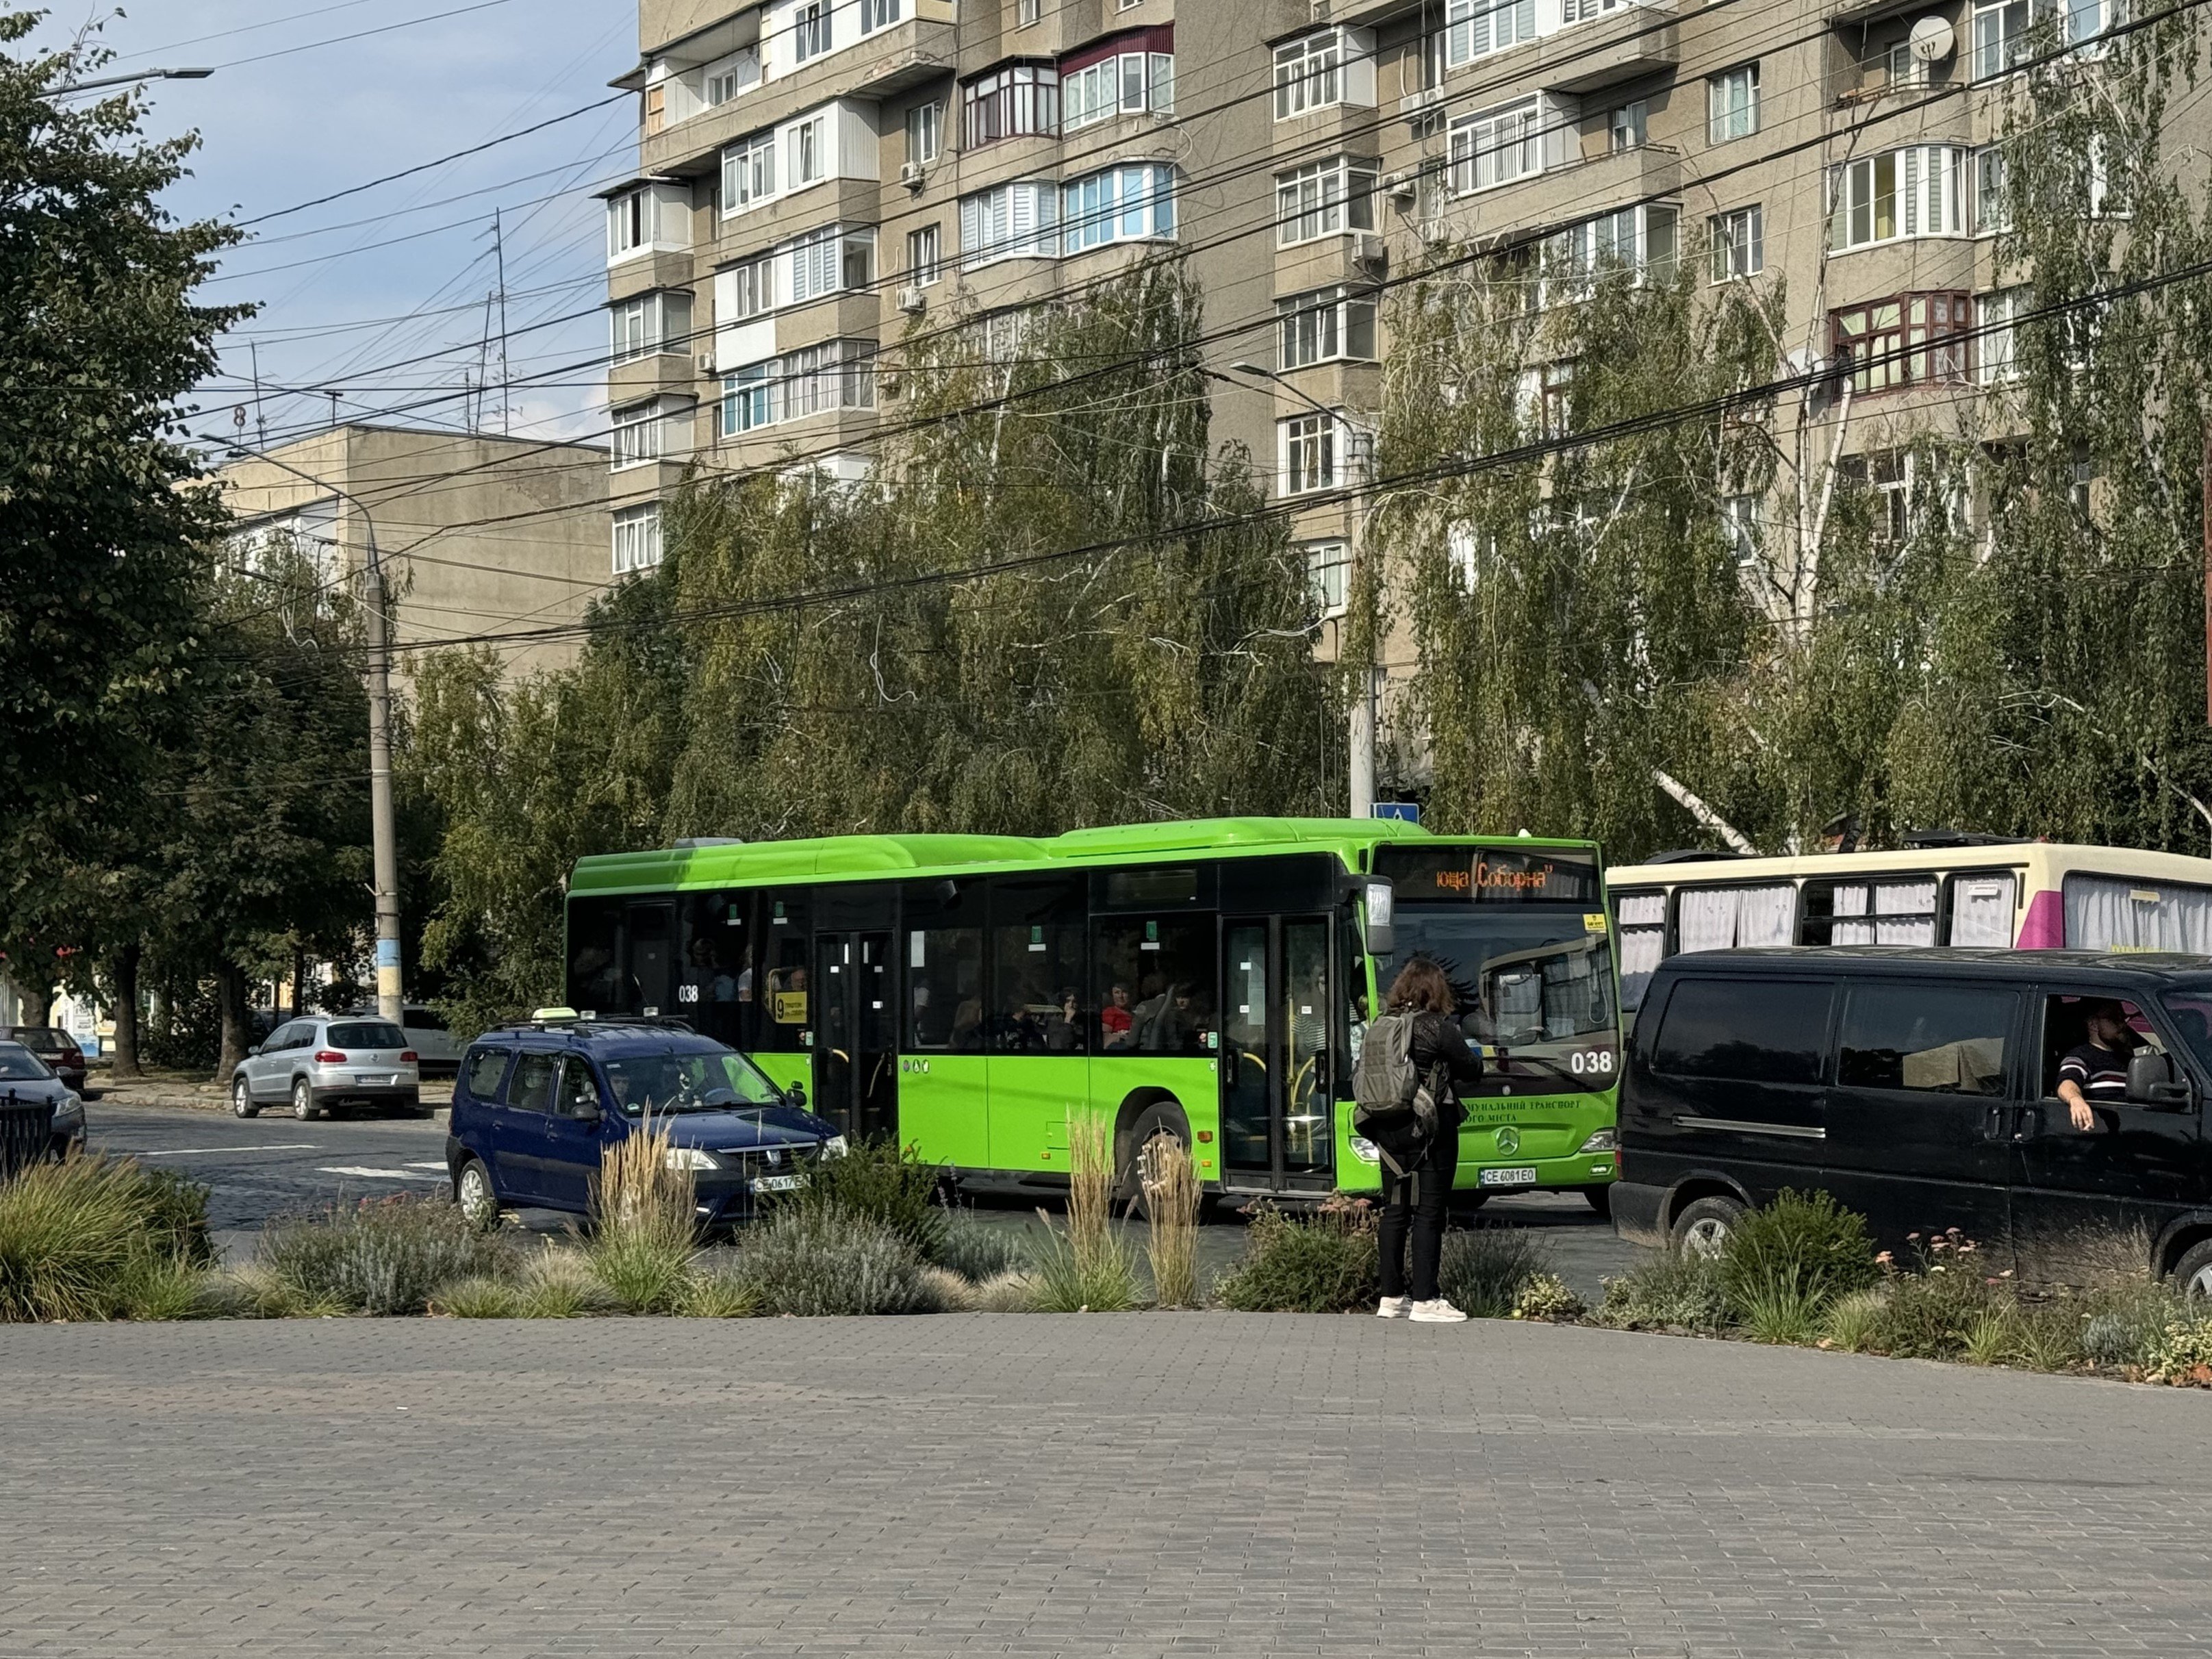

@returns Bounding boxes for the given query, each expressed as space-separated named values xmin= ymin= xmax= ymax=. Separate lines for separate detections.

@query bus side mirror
xmin=1363 ymin=878 xmax=1395 ymax=959
xmin=2128 ymin=1050 xmax=2194 ymax=1109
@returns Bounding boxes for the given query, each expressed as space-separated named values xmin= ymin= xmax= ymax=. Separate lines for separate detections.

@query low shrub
xmin=2146 ymin=1314 xmax=2212 ymax=1384
xmin=259 ymin=1195 xmax=514 ymax=1316
xmin=1511 ymin=1272 xmax=1585 ymax=1322
xmin=1592 ymin=1254 xmax=1729 ymax=1333
xmin=0 ymin=1156 xmax=218 ymax=1322
xmin=935 ymin=1212 xmax=1030 ymax=1284
xmin=1215 ymin=1200 xmax=1377 ymax=1313
xmin=670 ymin=1268 xmax=759 ymax=1319
xmin=2080 ymin=1287 xmax=2172 ymax=1369
xmin=435 ymin=1277 xmax=524 ymax=1319
xmin=736 ymin=1207 xmax=941 ymax=1317
xmin=789 ymin=1137 xmax=946 ymax=1264
xmin=1439 ymin=1226 xmax=1553 ymax=1319
xmin=1857 ymin=1259 xmax=1998 ymax=1360
xmin=1960 ymin=1301 xmax=2024 ymax=1366
xmin=1719 ymin=1191 xmax=1880 ymax=1322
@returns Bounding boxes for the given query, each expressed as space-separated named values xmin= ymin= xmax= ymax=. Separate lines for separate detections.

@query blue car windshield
xmin=602 ymin=1048 xmax=784 ymax=1115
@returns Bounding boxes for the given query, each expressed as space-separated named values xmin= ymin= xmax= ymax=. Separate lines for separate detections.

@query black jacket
xmin=1406 ymin=1009 xmax=1485 ymax=1127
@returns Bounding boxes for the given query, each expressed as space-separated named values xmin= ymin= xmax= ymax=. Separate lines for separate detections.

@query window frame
xmin=611 ymin=503 xmax=663 ymax=573
xmin=1829 ymin=144 xmax=1970 ymax=252
xmin=1277 ymin=285 xmax=1379 ymax=371
xmin=1060 ymin=162 xmax=1177 ymax=253
xmin=1707 ymin=63 xmax=1759 ymax=144
xmin=1273 ymin=155 xmax=1379 ymax=246
xmin=958 ymin=179 xmax=1060 ymax=267
xmin=1447 ymin=0 xmax=1538 ymax=66
xmin=961 ymin=62 xmax=1060 ymax=149
xmin=1447 ymin=99 xmax=1541 ymax=195
xmin=1709 ymin=203 xmax=1764 ymax=283
xmin=1305 ymin=540 xmax=1350 ymax=615
xmin=1829 ymin=291 xmax=1974 ymax=395
xmin=1280 ymin=411 xmax=1341 ymax=496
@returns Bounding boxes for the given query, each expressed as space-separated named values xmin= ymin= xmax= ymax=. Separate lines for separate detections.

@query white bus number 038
xmin=1568 ymin=1049 xmax=1615 ymax=1076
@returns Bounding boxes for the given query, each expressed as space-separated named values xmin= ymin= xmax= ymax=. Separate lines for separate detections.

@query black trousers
xmin=1377 ymin=1133 xmax=1459 ymax=1302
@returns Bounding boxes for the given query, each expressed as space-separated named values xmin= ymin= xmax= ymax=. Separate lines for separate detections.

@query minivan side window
xmin=1838 ymin=983 xmax=2016 ymax=1096
xmin=464 ymin=1048 xmax=512 ymax=1101
xmin=509 ymin=1053 xmax=558 ymax=1114
xmin=1651 ymin=978 xmax=1833 ymax=1084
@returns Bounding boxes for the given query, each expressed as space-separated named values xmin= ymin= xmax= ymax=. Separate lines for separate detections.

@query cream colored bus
xmin=1608 ymin=837 xmax=2212 ymax=1011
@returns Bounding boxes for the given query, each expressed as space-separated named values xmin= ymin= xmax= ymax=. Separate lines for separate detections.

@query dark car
xmin=0 ymin=1040 xmax=85 ymax=1158
xmin=445 ymin=1018 xmax=842 ymax=1230
xmin=1615 ymin=947 xmax=2212 ymax=1291
xmin=0 ymin=1026 xmax=86 ymax=1092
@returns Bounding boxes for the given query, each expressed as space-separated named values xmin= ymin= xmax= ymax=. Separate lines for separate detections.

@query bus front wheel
xmin=1113 ymin=1104 xmax=1190 ymax=1208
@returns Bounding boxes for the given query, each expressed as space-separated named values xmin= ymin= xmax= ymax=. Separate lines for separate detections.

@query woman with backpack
xmin=1365 ymin=957 xmax=1484 ymax=1323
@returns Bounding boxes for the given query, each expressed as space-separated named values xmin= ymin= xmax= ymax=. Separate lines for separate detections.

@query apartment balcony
xmin=1530 ymin=3 xmax=1679 ymax=96
xmin=609 ymin=349 xmax=704 ymax=406
xmin=704 ymin=177 xmax=883 ymax=262
xmin=607 ymin=246 xmax=699 ymax=302
xmin=1429 ymin=142 xmax=1681 ymax=247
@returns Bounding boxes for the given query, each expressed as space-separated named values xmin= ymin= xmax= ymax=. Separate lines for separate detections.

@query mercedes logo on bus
xmin=1495 ymin=1126 xmax=1521 ymax=1156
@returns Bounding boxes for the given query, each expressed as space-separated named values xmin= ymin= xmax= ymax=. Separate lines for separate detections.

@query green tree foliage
xmin=411 ymin=260 xmax=1334 ymax=1023
xmin=0 ymin=18 xmax=244 ymax=825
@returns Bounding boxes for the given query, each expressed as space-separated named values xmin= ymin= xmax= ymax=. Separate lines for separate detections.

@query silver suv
xmin=231 ymin=1016 xmax=422 ymax=1120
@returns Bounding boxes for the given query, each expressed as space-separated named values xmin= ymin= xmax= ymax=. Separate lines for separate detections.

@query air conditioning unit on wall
xmin=897 ymin=285 xmax=927 ymax=314
xmin=898 ymin=160 xmax=926 ymax=190
xmin=1350 ymin=232 xmax=1387 ymax=272
xmin=696 ymin=351 xmax=717 ymax=376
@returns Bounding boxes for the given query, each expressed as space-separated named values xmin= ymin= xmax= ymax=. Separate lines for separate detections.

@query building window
xmin=1447 ymin=0 xmax=1536 ymax=66
xmin=1709 ymin=204 xmax=1763 ymax=282
xmin=1564 ymin=0 xmax=1640 ymax=17
xmin=609 ymin=290 xmax=694 ymax=363
xmin=1972 ymin=0 xmax=2030 ymax=79
xmin=1448 ymin=100 xmax=1540 ymax=194
xmin=1977 ymin=287 xmax=2023 ymax=383
xmin=1018 ymin=0 xmax=1041 ymax=21
xmin=959 ymin=180 xmax=1059 ymax=266
xmin=1065 ymin=46 xmax=1173 ymax=129
xmin=720 ymin=363 xmax=772 ymax=435
xmin=1540 ymin=204 xmax=1675 ymax=304
xmin=907 ymin=100 xmax=941 ymax=164
xmin=961 ymin=63 xmax=1060 ymax=148
xmin=1062 ymin=163 xmax=1176 ymax=253
xmin=789 ymin=114 xmax=828 ymax=188
xmin=1829 ymin=145 xmax=1969 ymax=250
xmin=612 ymin=504 xmax=663 ymax=574
xmin=908 ymin=223 xmax=942 ymax=286
xmin=1280 ymin=413 xmax=1339 ymax=496
xmin=1306 ymin=540 xmax=1349 ymax=613
xmin=784 ymin=224 xmax=876 ymax=304
xmin=607 ymin=188 xmax=655 ymax=259
xmin=1277 ymin=286 xmax=1378 ymax=370
xmin=859 ymin=0 xmax=902 ymax=32
xmin=718 ymin=342 xmax=876 ymax=435
xmin=720 ymin=252 xmax=774 ymax=321
xmin=793 ymin=1 xmax=830 ymax=62
xmin=1707 ymin=64 xmax=1759 ymax=143
xmin=1974 ymin=146 xmax=2009 ymax=233
xmin=1721 ymin=494 xmax=1761 ymax=566
xmin=1275 ymin=156 xmax=1378 ymax=245
xmin=722 ymin=132 xmax=777 ymax=212
xmin=1275 ymin=31 xmax=1344 ymax=119
xmin=611 ymin=401 xmax=670 ymax=469
xmin=1830 ymin=292 xmax=1972 ymax=394
xmin=1609 ymin=99 xmax=1647 ymax=151
xmin=704 ymin=50 xmax=760 ymax=106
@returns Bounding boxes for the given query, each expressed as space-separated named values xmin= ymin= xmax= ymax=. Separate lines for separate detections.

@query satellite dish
xmin=1909 ymin=15 xmax=1957 ymax=62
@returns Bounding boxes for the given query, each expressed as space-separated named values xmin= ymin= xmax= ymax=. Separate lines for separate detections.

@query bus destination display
xmin=1375 ymin=846 xmax=1601 ymax=906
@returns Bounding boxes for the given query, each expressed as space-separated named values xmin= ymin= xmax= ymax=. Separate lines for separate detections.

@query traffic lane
xmin=87 ymin=1100 xmax=455 ymax=1233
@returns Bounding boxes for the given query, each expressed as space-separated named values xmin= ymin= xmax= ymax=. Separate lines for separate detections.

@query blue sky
xmin=34 ymin=1 xmax=639 ymax=448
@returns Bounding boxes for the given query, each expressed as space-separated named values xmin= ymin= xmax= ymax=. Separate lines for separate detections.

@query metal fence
xmin=0 ymin=1091 xmax=55 ymax=1182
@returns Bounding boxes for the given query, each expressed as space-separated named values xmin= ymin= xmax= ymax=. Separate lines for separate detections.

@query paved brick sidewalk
xmin=2 ymin=1316 xmax=2207 ymax=1658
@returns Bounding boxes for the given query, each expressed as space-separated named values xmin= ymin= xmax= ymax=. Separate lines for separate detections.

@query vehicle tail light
xmin=314 ymin=1050 xmax=347 ymax=1064
xmin=400 ymin=1050 xmax=418 ymax=1063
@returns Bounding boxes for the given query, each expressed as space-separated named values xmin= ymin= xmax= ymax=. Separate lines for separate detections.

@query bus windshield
xmin=1383 ymin=910 xmax=1619 ymax=1095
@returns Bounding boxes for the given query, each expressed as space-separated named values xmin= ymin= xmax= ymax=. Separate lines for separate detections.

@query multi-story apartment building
xmin=602 ymin=0 xmax=2124 ymax=794
xmin=218 ymin=423 xmax=611 ymax=676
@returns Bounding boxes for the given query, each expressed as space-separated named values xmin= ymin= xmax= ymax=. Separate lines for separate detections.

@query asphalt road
xmin=5 ymin=1315 xmax=2207 ymax=1657
xmin=85 ymin=1099 xmax=1647 ymax=1295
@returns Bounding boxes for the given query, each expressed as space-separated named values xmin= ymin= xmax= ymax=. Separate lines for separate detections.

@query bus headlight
xmin=1349 ymin=1135 xmax=1381 ymax=1165
xmin=663 ymin=1146 xmax=718 ymax=1171
xmin=1578 ymin=1129 xmax=1617 ymax=1154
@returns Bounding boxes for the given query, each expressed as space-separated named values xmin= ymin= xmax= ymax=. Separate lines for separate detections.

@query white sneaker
xmin=1375 ymin=1296 xmax=1412 ymax=1319
xmin=1409 ymin=1298 xmax=1470 ymax=1324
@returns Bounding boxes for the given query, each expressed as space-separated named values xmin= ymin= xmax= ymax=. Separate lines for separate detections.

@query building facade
xmin=602 ymin=0 xmax=2120 ymax=791
xmin=217 ymin=424 xmax=611 ymax=677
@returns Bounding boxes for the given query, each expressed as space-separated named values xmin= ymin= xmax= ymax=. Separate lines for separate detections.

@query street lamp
xmin=212 ymin=433 xmax=405 ymax=1026
xmin=1223 ymin=362 xmax=1378 ymax=822
xmin=41 ymin=67 xmax=214 ymax=98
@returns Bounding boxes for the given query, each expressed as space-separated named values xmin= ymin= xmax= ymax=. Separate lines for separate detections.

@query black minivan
xmin=1615 ymin=947 xmax=2212 ymax=1290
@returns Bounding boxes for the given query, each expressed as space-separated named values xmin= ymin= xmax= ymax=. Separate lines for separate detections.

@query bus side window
xmin=755 ymin=890 xmax=811 ymax=1053
xmin=1094 ymin=917 xmax=1218 ymax=1056
xmin=907 ymin=925 xmax=985 ymax=1052
xmin=568 ymin=898 xmax=624 ymax=1015
xmin=988 ymin=877 xmax=1087 ymax=1055
xmin=681 ymin=891 xmax=751 ymax=1047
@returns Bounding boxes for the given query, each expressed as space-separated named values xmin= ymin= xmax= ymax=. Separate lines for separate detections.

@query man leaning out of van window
xmin=2057 ymin=1000 xmax=2141 ymax=1132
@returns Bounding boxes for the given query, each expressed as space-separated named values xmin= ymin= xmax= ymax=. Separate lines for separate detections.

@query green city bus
xmin=563 ymin=818 xmax=1621 ymax=1206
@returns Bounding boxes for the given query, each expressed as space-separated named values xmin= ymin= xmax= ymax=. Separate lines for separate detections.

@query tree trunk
xmin=18 ymin=978 xmax=52 ymax=1028
xmin=215 ymin=961 xmax=250 ymax=1080
xmin=110 ymin=941 xmax=142 ymax=1078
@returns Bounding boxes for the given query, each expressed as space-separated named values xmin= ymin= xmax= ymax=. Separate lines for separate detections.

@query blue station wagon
xmin=445 ymin=1017 xmax=842 ymax=1229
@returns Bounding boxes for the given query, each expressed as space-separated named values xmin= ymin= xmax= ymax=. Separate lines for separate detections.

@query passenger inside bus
xmin=1044 ymin=990 xmax=1082 ymax=1052
xmin=1099 ymin=983 xmax=1134 ymax=1048
xmin=950 ymin=996 xmax=985 ymax=1050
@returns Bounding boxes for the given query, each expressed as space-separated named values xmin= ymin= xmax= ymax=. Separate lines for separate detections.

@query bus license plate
xmin=1479 ymin=1167 xmax=1538 ymax=1188
xmin=752 ymin=1174 xmax=804 ymax=1193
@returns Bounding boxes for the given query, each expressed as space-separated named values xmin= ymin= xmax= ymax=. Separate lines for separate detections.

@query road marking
xmin=405 ymin=1161 xmax=448 ymax=1171
xmin=319 ymin=1165 xmax=443 ymax=1180
xmin=108 ymin=1144 xmax=318 ymax=1157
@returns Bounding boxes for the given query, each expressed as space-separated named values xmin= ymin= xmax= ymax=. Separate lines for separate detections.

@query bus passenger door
xmin=625 ymin=901 xmax=675 ymax=1019
xmin=813 ymin=931 xmax=896 ymax=1141
xmin=1221 ymin=915 xmax=1336 ymax=1194
xmin=814 ymin=933 xmax=856 ymax=1139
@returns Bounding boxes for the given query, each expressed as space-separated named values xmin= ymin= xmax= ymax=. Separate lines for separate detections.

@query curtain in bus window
xmin=1675 ymin=886 xmax=1739 ymax=953
xmin=2066 ymin=875 xmax=2212 ymax=952
xmin=1946 ymin=874 xmax=2017 ymax=946
xmin=1874 ymin=878 xmax=1938 ymax=946
xmin=1615 ymin=891 xmax=1667 ymax=1009
xmin=1829 ymin=883 xmax=1874 ymax=945
xmin=1738 ymin=885 xmax=1796 ymax=946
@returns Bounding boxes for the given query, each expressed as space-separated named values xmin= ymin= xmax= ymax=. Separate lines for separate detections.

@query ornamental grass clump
xmin=1439 ymin=1224 xmax=1554 ymax=1319
xmin=0 ymin=1156 xmax=219 ymax=1323
xmin=586 ymin=1117 xmax=700 ymax=1313
xmin=1136 ymin=1132 xmax=1202 ymax=1308
xmin=1215 ymin=1198 xmax=1377 ymax=1313
xmin=1028 ymin=1111 xmax=1141 ymax=1313
xmin=259 ymin=1193 xmax=515 ymax=1316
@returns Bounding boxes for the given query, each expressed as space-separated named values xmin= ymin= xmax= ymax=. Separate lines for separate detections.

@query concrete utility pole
xmin=217 ymin=433 xmax=405 ymax=1024
xmin=1227 ymin=360 xmax=1376 ymax=820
